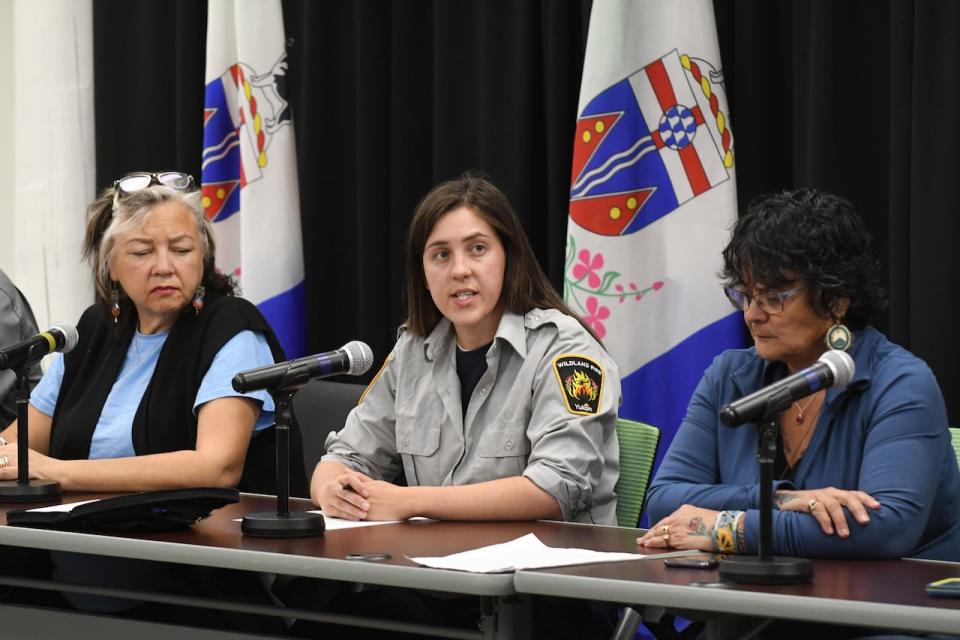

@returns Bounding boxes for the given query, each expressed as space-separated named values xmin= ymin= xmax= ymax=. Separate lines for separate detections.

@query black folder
xmin=5 ymin=487 xmax=238 ymax=532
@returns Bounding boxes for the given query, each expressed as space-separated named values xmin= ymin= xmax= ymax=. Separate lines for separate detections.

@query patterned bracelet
xmin=736 ymin=511 xmax=747 ymax=552
xmin=713 ymin=510 xmax=744 ymax=553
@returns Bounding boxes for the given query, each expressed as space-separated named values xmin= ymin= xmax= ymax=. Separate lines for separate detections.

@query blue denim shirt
xmin=647 ymin=326 xmax=960 ymax=560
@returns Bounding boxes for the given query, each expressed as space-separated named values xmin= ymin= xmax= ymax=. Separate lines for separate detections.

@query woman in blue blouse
xmin=639 ymin=189 xmax=960 ymax=562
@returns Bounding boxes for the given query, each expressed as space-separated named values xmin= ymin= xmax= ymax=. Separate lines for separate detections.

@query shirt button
xmin=505 ymin=440 xmax=513 ymax=450
xmin=480 ymin=387 xmax=487 ymax=395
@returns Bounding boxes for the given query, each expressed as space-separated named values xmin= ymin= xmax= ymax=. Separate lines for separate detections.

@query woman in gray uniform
xmin=311 ymin=174 xmax=621 ymax=525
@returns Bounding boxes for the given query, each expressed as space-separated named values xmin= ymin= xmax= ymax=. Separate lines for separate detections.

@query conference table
xmin=516 ymin=553 xmax=960 ymax=637
xmin=0 ymin=492 xmax=638 ymax=639
xmin=0 ymin=493 xmax=958 ymax=639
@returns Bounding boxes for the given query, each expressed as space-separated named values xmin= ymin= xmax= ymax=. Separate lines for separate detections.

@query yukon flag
xmin=202 ymin=0 xmax=306 ymax=357
xmin=565 ymin=0 xmax=745 ymax=505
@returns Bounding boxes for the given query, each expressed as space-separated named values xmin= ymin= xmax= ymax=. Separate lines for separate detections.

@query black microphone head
xmin=342 ymin=341 xmax=374 ymax=375
xmin=231 ymin=372 xmax=247 ymax=393
xmin=50 ymin=323 xmax=79 ymax=354
xmin=718 ymin=405 xmax=739 ymax=427
xmin=819 ymin=350 xmax=855 ymax=387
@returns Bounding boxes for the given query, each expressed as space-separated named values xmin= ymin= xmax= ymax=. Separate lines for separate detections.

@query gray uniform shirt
xmin=323 ymin=309 xmax=621 ymax=525
xmin=0 ymin=268 xmax=41 ymax=427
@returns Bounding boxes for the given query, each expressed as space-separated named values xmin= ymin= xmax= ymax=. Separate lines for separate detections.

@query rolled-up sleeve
xmin=522 ymin=330 xmax=620 ymax=522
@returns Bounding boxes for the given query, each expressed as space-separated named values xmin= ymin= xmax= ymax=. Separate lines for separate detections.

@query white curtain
xmin=0 ymin=0 xmax=95 ymax=332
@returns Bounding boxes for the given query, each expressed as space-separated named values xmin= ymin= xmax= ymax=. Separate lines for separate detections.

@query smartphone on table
xmin=926 ymin=577 xmax=960 ymax=597
xmin=663 ymin=555 xmax=722 ymax=569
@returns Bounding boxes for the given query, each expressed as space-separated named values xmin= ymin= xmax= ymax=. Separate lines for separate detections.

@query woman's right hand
xmin=314 ymin=469 xmax=372 ymax=520
xmin=775 ymin=488 xmax=880 ymax=537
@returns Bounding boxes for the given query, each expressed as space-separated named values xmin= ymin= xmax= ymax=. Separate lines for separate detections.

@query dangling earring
xmin=192 ymin=285 xmax=206 ymax=315
xmin=824 ymin=318 xmax=853 ymax=351
xmin=110 ymin=282 xmax=121 ymax=323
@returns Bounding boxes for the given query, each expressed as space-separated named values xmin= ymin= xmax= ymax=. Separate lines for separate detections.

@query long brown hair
xmin=404 ymin=173 xmax=601 ymax=344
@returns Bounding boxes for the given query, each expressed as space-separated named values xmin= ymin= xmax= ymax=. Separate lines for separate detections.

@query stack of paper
xmin=410 ymin=533 xmax=646 ymax=573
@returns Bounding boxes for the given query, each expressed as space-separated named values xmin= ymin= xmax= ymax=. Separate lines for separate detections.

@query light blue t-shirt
xmin=35 ymin=328 xmax=277 ymax=613
xmin=31 ymin=329 xmax=276 ymax=459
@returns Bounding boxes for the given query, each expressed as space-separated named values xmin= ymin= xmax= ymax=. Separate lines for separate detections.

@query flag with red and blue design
xmin=565 ymin=0 xmax=746 ymax=522
xmin=202 ymin=0 xmax=306 ymax=358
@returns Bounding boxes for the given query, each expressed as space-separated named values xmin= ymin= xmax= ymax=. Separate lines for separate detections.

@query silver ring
xmin=0 ymin=455 xmax=8 ymax=469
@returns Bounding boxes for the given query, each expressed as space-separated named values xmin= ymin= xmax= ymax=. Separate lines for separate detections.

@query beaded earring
xmin=824 ymin=320 xmax=853 ymax=351
xmin=110 ymin=282 xmax=120 ymax=323
xmin=192 ymin=285 xmax=206 ymax=315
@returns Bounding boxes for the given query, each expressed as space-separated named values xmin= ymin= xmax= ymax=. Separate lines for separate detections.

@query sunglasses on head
xmin=112 ymin=171 xmax=196 ymax=210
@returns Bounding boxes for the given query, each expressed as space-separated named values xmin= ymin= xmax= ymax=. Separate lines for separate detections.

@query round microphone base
xmin=719 ymin=556 xmax=813 ymax=584
xmin=0 ymin=479 xmax=62 ymax=502
xmin=241 ymin=511 xmax=325 ymax=538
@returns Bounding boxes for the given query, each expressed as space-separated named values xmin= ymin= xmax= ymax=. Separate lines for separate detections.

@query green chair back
xmin=950 ymin=427 xmax=960 ymax=472
xmin=615 ymin=419 xmax=661 ymax=528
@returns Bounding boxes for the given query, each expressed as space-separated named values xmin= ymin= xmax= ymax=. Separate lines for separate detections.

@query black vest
xmin=49 ymin=294 xmax=308 ymax=496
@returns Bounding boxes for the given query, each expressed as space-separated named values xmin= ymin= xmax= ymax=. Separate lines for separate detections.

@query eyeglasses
xmin=724 ymin=285 xmax=804 ymax=315
xmin=112 ymin=172 xmax=196 ymax=210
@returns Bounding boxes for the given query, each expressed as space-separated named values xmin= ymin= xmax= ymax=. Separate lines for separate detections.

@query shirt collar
xmin=733 ymin=327 xmax=875 ymax=402
xmin=495 ymin=311 xmax=527 ymax=358
xmin=422 ymin=311 xmax=527 ymax=361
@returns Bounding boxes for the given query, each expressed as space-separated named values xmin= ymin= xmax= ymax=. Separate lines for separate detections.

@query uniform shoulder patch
xmin=552 ymin=353 xmax=604 ymax=415
xmin=359 ymin=351 xmax=394 ymax=405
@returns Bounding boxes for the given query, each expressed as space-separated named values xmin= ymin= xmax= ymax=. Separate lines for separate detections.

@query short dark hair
xmin=721 ymin=188 xmax=887 ymax=330
xmin=404 ymin=173 xmax=601 ymax=343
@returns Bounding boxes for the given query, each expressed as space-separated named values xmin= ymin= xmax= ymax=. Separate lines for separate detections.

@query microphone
xmin=0 ymin=324 xmax=79 ymax=371
xmin=232 ymin=341 xmax=374 ymax=393
xmin=719 ymin=350 xmax=855 ymax=427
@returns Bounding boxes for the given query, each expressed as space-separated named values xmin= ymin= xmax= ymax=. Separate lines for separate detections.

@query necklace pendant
xmin=794 ymin=413 xmax=804 ymax=425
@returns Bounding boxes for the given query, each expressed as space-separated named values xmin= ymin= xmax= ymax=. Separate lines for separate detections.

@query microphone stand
xmin=0 ymin=346 xmax=61 ymax=501
xmin=242 ymin=367 xmax=324 ymax=537
xmin=718 ymin=413 xmax=813 ymax=584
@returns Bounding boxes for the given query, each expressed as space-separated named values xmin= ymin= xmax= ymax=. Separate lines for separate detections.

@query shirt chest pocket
xmin=477 ymin=421 xmax=531 ymax=476
xmin=395 ymin=413 xmax=442 ymax=486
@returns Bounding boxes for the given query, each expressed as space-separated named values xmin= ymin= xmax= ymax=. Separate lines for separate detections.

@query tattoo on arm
xmin=687 ymin=516 xmax=709 ymax=536
xmin=775 ymin=491 xmax=799 ymax=509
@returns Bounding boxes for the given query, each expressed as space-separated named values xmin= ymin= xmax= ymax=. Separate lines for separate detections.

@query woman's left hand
xmin=637 ymin=504 xmax=719 ymax=551
xmin=0 ymin=444 xmax=59 ymax=482
xmin=775 ymin=487 xmax=879 ymax=538
xmin=356 ymin=479 xmax=416 ymax=521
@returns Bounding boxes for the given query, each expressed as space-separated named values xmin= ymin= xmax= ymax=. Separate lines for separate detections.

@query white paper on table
xmin=231 ymin=510 xmax=430 ymax=528
xmin=24 ymin=499 xmax=101 ymax=513
xmin=306 ymin=510 xmax=402 ymax=531
xmin=409 ymin=533 xmax=647 ymax=573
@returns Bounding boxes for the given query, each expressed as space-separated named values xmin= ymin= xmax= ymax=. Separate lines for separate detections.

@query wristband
xmin=712 ymin=509 xmax=744 ymax=553
xmin=736 ymin=511 xmax=747 ymax=552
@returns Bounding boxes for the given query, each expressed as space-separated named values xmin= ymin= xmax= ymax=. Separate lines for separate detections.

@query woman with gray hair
xmin=0 ymin=171 xmax=302 ymax=495
xmin=0 ymin=172 xmax=298 ymax=628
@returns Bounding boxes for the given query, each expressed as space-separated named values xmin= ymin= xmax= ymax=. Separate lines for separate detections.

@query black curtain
xmin=713 ymin=0 xmax=960 ymax=420
xmin=93 ymin=0 xmax=960 ymax=421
